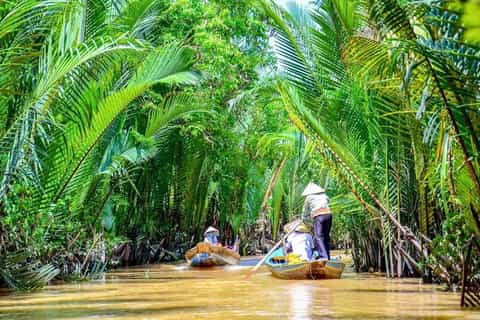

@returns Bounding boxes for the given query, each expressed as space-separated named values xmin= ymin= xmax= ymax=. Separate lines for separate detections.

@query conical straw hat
xmin=283 ymin=220 xmax=310 ymax=233
xmin=301 ymin=182 xmax=325 ymax=196
xmin=294 ymin=222 xmax=310 ymax=233
xmin=283 ymin=219 xmax=300 ymax=233
xmin=204 ymin=226 xmax=219 ymax=235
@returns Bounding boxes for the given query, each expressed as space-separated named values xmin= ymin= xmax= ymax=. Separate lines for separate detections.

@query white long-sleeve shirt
xmin=286 ymin=232 xmax=314 ymax=261
xmin=302 ymin=193 xmax=331 ymax=219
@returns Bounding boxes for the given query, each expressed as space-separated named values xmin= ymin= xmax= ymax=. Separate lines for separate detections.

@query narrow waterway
xmin=1 ymin=258 xmax=478 ymax=320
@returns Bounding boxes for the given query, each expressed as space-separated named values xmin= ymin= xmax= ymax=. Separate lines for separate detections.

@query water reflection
xmin=0 ymin=262 xmax=478 ymax=320
xmin=289 ymin=283 xmax=313 ymax=320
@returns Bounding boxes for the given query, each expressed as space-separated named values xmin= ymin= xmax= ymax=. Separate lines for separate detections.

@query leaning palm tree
xmin=0 ymin=0 xmax=205 ymax=289
xmin=258 ymin=0 xmax=479 ymax=282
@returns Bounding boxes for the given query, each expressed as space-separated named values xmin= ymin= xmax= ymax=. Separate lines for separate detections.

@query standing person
xmin=203 ymin=226 xmax=220 ymax=245
xmin=301 ymin=182 xmax=332 ymax=260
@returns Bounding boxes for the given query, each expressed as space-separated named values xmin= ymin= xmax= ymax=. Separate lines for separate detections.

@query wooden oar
xmin=245 ymin=219 xmax=302 ymax=279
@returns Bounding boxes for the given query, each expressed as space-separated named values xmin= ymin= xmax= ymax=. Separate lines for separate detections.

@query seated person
xmin=203 ymin=226 xmax=220 ymax=245
xmin=285 ymin=222 xmax=314 ymax=261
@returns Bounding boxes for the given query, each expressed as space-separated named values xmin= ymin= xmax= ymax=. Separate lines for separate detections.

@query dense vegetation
xmin=259 ymin=0 xmax=480 ymax=284
xmin=0 ymin=0 xmax=479 ymax=290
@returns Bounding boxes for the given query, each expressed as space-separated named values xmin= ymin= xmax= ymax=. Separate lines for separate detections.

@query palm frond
xmin=38 ymin=45 xmax=199 ymax=205
xmin=145 ymin=94 xmax=209 ymax=139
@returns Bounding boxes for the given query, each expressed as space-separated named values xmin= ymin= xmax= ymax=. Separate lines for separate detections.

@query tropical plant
xmin=0 ymin=0 xmax=204 ymax=289
xmin=258 ymin=0 xmax=479 ymax=283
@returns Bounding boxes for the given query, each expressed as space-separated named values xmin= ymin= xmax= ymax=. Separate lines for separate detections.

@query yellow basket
xmin=287 ymin=253 xmax=302 ymax=264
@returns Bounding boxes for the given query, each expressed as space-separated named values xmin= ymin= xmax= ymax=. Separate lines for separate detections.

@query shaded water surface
xmin=1 ymin=258 xmax=479 ymax=319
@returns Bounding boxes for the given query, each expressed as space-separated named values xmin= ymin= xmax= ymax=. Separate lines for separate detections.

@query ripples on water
xmin=0 ymin=256 xmax=479 ymax=320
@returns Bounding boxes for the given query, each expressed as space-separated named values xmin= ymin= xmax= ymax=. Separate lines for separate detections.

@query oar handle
xmin=245 ymin=219 xmax=302 ymax=278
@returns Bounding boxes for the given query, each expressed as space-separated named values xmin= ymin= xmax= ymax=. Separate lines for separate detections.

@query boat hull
xmin=267 ymin=259 xmax=345 ymax=280
xmin=185 ymin=242 xmax=240 ymax=267
xmin=188 ymin=252 xmax=239 ymax=267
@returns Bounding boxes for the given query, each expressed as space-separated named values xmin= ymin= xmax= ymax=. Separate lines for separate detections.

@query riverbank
xmin=1 ymin=260 xmax=478 ymax=319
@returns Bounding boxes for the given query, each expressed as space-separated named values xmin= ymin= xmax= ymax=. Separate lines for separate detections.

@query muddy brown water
xmin=1 ymin=256 xmax=479 ymax=319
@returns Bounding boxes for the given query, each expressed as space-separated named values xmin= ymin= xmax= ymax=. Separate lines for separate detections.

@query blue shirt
xmin=204 ymin=233 xmax=219 ymax=245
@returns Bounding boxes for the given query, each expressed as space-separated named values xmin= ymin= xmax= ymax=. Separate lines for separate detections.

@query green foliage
xmin=0 ymin=255 xmax=59 ymax=291
xmin=2 ymin=185 xmax=79 ymax=258
xmin=0 ymin=0 xmax=309 ymax=290
xmin=449 ymin=0 xmax=480 ymax=43
xmin=428 ymin=211 xmax=480 ymax=287
xmin=2 ymin=0 xmax=478 ymax=292
xmin=259 ymin=0 xmax=480 ymax=282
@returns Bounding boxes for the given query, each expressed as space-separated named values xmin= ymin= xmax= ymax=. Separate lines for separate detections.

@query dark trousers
xmin=313 ymin=214 xmax=332 ymax=260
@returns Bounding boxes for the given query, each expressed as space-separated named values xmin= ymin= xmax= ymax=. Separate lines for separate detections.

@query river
xmin=1 ymin=256 xmax=479 ymax=319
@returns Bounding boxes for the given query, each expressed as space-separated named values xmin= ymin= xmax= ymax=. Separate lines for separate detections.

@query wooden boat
xmin=266 ymin=251 xmax=345 ymax=280
xmin=185 ymin=242 xmax=240 ymax=267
